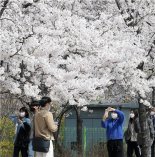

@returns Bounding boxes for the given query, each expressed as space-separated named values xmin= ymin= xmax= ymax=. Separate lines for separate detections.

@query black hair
xmin=129 ymin=109 xmax=138 ymax=123
xmin=19 ymin=107 xmax=29 ymax=118
xmin=30 ymin=100 xmax=40 ymax=107
xmin=39 ymin=97 xmax=51 ymax=107
xmin=41 ymin=97 xmax=51 ymax=103
xmin=133 ymin=109 xmax=139 ymax=119
xmin=29 ymin=100 xmax=40 ymax=112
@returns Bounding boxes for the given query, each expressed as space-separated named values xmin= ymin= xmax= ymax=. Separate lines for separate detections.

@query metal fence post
xmin=83 ymin=127 xmax=87 ymax=157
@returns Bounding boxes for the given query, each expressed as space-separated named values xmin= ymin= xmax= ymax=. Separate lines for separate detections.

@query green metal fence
xmin=58 ymin=127 xmax=107 ymax=157
xmin=58 ymin=127 xmax=129 ymax=157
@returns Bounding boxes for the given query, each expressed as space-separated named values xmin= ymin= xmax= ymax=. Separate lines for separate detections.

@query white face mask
xmin=20 ymin=112 xmax=25 ymax=117
xmin=150 ymin=111 xmax=155 ymax=116
xmin=130 ymin=113 xmax=135 ymax=118
xmin=111 ymin=113 xmax=118 ymax=119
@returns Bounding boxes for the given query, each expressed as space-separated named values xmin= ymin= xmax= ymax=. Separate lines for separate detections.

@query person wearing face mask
xmin=124 ymin=110 xmax=141 ymax=157
xmin=101 ymin=107 xmax=125 ymax=157
xmin=9 ymin=107 xmax=31 ymax=157
xmin=33 ymin=97 xmax=58 ymax=157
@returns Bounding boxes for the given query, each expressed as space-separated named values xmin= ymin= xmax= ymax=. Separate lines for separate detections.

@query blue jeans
xmin=28 ymin=139 xmax=34 ymax=157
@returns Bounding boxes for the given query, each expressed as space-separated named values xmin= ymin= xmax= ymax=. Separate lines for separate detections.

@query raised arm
xmin=101 ymin=108 xmax=109 ymax=128
xmin=9 ymin=115 xmax=18 ymax=124
xmin=115 ymin=109 xmax=124 ymax=124
xmin=106 ymin=107 xmax=124 ymax=124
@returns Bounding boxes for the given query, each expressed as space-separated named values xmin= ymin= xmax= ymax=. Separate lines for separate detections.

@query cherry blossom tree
xmin=0 ymin=0 xmax=152 ymax=105
xmin=0 ymin=0 xmax=155 ymax=156
xmin=114 ymin=0 xmax=155 ymax=156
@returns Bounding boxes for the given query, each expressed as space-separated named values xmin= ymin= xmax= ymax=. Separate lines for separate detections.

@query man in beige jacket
xmin=34 ymin=97 xmax=58 ymax=157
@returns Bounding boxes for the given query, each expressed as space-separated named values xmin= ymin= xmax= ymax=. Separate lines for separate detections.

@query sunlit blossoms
xmin=0 ymin=0 xmax=154 ymax=106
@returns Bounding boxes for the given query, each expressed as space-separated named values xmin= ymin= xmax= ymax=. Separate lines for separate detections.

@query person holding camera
xmin=9 ymin=107 xmax=31 ymax=157
xmin=101 ymin=107 xmax=125 ymax=157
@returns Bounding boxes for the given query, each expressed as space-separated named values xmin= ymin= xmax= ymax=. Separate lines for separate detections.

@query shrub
xmin=0 ymin=117 xmax=14 ymax=157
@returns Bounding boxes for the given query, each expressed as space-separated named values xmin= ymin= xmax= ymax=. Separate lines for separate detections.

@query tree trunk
xmin=76 ymin=107 xmax=83 ymax=157
xmin=151 ymin=87 xmax=155 ymax=157
xmin=139 ymin=100 xmax=151 ymax=157
xmin=152 ymin=87 xmax=155 ymax=106
xmin=55 ymin=105 xmax=83 ymax=157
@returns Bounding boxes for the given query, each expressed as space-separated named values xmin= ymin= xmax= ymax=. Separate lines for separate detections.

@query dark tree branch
xmin=22 ymin=2 xmax=33 ymax=8
xmin=137 ymin=62 xmax=144 ymax=71
xmin=20 ymin=60 xmax=24 ymax=78
xmin=115 ymin=0 xmax=122 ymax=11
xmin=146 ymin=45 xmax=153 ymax=57
xmin=0 ymin=17 xmax=14 ymax=23
xmin=10 ymin=26 xmax=35 ymax=58
xmin=147 ymin=68 xmax=155 ymax=80
xmin=115 ymin=0 xmax=139 ymax=27
xmin=0 ymin=0 xmax=9 ymax=18
xmin=18 ymin=96 xmax=30 ymax=106
xmin=9 ymin=47 xmax=22 ymax=58
xmin=0 ymin=91 xmax=9 ymax=94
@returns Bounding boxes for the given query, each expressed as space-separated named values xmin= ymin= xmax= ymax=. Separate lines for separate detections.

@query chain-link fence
xmin=55 ymin=127 xmax=130 ymax=157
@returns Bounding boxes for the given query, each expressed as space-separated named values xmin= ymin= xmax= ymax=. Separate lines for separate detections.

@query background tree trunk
xmin=151 ymin=87 xmax=155 ymax=157
xmin=76 ymin=107 xmax=83 ymax=157
xmin=139 ymin=99 xmax=151 ymax=157
xmin=55 ymin=105 xmax=83 ymax=157
xmin=152 ymin=87 xmax=155 ymax=107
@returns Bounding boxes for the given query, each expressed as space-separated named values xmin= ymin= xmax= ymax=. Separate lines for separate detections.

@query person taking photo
xmin=101 ymin=107 xmax=125 ymax=157
xmin=10 ymin=107 xmax=31 ymax=157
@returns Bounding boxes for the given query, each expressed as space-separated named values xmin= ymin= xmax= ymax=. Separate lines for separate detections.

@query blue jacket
xmin=101 ymin=109 xmax=124 ymax=141
xmin=9 ymin=115 xmax=31 ymax=147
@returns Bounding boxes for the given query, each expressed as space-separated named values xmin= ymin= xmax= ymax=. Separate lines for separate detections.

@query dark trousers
xmin=127 ymin=141 xmax=141 ymax=157
xmin=107 ymin=139 xmax=124 ymax=157
xmin=151 ymin=140 xmax=155 ymax=157
xmin=13 ymin=146 xmax=28 ymax=157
